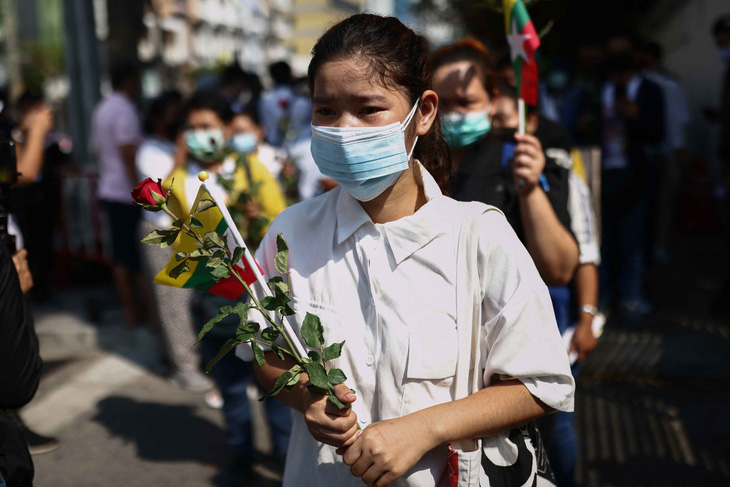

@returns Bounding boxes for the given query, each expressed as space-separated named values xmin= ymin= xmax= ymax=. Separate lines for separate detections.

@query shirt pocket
xmin=405 ymin=318 xmax=458 ymax=380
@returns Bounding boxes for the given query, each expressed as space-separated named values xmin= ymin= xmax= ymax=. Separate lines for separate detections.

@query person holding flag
xmin=431 ymin=35 xmax=578 ymax=287
xmin=155 ymin=90 xmax=291 ymax=482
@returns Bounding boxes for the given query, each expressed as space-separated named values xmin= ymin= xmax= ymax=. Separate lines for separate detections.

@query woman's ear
xmin=416 ymin=90 xmax=439 ymax=136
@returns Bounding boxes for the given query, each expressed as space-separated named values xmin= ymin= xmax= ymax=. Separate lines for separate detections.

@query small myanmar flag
xmin=503 ymin=0 xmax=541 ymax=106
xmin=154 ymin=185 xmax=260 ymax=301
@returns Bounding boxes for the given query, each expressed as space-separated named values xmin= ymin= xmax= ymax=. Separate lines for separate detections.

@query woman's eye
xmin=315 ymin=107 xmax=335 ymax=116
xmin=360 ymin=107 xmax=380 ymax=115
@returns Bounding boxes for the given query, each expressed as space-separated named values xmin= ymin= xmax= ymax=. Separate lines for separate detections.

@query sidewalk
xmin=26 ymin=286 xmax=283 ymax=487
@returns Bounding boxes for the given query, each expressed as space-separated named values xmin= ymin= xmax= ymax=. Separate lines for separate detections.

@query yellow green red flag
xmin=503 ymin=0 xmax=541 ymax=106
xmin=154 ymin=185 xmax=259 ymax=301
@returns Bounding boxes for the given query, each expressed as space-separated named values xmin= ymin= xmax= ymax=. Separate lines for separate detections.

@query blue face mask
xmin=185 ymin=129 xmax=225 ymax=163
xmin=230 ymin=133 xmax=258 ymax=155
xmin=310 ymin=100 xmax=420 ymax=202
xmin=441 ymin=108 xmax=491 ymax=149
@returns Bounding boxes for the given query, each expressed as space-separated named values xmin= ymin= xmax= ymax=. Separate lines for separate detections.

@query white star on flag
xmin=507 ymin=18 xmax=532 ymax=64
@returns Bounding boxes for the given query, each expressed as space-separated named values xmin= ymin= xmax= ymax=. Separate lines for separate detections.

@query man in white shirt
xmin=91 ymin=61 xmax=152 ymax=326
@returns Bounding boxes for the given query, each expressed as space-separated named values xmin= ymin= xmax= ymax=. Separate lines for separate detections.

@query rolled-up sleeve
xmin=478 ymin=211 xmax=575 ymax=412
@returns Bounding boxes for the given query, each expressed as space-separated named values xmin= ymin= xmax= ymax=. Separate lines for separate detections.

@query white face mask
xmin=309 ymin=100 xmax=420 ymax=201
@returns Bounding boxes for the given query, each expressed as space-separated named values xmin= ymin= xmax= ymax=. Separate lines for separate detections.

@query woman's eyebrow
xmin=312 ymin=94 xmax=390 ymax=104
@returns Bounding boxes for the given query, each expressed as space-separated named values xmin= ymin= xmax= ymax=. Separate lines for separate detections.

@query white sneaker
xmin=204 ymin=389 xmax=224 ymax=409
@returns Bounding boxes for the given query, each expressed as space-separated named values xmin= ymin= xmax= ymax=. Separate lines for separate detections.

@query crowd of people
xmin=2 ymin=9 xmax=730 ymax=487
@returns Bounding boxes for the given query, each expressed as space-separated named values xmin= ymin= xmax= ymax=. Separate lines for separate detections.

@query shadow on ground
xmin=93 ymin=396 xmax=228 ymax=465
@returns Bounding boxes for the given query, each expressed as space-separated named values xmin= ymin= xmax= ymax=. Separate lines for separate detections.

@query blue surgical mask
xmin=441 ymin=108 xmax=491 ymax=148
xmin=185 ymin=129 xmax=225 ymax=163
xmin=310 ymin=100 xmax=420 ymax=202
xmin=230 ymin=132 xmax=258 ymax=155
xmin=718 ymin=46 xmax=730 ymax=63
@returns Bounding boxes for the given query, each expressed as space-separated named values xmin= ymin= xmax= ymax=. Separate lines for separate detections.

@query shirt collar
xmin=335 ymin=161 xmax=450 ymax=264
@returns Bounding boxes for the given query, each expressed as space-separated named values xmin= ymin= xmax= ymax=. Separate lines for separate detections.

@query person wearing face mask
xmin=239 ymin=14 xmax=574 ymax=487
xmin=134 ymin=91 xmax=214 ymax=393
xmin=163 ymin=90 xmax=290 ymax=481
xmin=431 ymin=38 xmax=579 ymax=287
xmin=167 ymin=91 xmax=287 ymax=248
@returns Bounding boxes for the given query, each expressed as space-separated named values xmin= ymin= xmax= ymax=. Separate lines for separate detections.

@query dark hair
xmin=638 ymin=40 xmax=663 ymax=61
xmin=144 ymin=90 xmax=182 ymax=134
xmin=713 ymin=14 xmax=730 ymax=36
xmin=430 ymin=38 xmax=495 ymax=93
xmin=110 ymin=59 xmax=139 ymax=91
xmin=269 ymin=61 xmax=292 ymax=85
xmin=307 ymin=13 xmax=451 ymax=195
xmin=221 ymin=63 xmax=247 ymax=86
xmin=235 ymin=106 xmax=261 ymax=127
xmin=184 ymin=90 xmax=234 ymax=124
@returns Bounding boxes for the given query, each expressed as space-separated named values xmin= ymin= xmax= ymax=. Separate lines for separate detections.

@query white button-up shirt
xmin=239 ymin=162 xmax=574 ymax=486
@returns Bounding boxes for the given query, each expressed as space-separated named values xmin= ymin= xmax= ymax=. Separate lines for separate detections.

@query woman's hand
xmin=570 ymin=315 xmax=598 ymax=362
xmin=303 ymin=383 xmax=359 ymax=448
xmin=513 ymin=133 xmax=546 ymax=195
xmin=341 ymin=415 xmax=434 ymax=487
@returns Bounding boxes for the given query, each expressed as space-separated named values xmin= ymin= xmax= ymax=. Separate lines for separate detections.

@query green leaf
xmin=286 ymin=372 xmax=301 ymax=389
xmin=175 ymin=251 xmax=189 ymax=261
xmin=260 ymin=371 xmax=292 ymax=400
xmin=260 ymin=296 xmax=277 ymax=311
xmin=251 ymin=342 xmax=266 ymax=366
xmin=327 ymin=368 xmax=347 ymax=385
xmin=171 ymin=218 xmax=184 ymax=229
xmin=210 ymin=266 xmax=230 ymax=282
xmin=274 ymin=234 xmax=289 ymax=274
xmin=160 ymin=229 xmax=180 ymax=248
xmin=307 ymin=350 xmax=321 ymax=362
xmin=281 ymin=304 xmax=295 ymax=316
xmin=193 ymin=198 xmax=216 ymax=214
xmin=189 ymin=248 xmax=213 ymax=261
xmin=235 ymin=321 xmax=259 ymax=341
xmin=276 ymin=233 xmax=289 ymax=252
xmin=204 ymin=231 xmax=229 ymax=251
xmin=322 ymin=341 xmax=345 ymax=362
xmin=197 ymin=308 xmax=231 ymax=342
xmin=306 ymin=385 xmax=330 ymax=396
xmin=205 ymin=339 xmax=239 ymax=373
xmin=274 ymin=250 xmax=288 ymax=275
xmin=261 ymin=326 xmax=281 ymax=343
xmin=189 ymin=216 xmax=204 ymax=229
xmin=304 ymin=362 xmax=330 ymax=391
xmin=141 ymin=228 xmax=178 ymax=246
xmin=232 ymin=247 xmax=246 ymax=265
xmin=328 ymin=394 xmax=348 ymax=410
xmin=270 ymin=344 xmax=285 ymax=360
xmin=267 ymin=276 xmax=289 ymax=294
xmin=168 ymin=260 xmax=190 ymax=279
xmin=206 ymin=250 xmax=226 ymax=268
xmin=301 ymin=313 xmax=324 ymax=348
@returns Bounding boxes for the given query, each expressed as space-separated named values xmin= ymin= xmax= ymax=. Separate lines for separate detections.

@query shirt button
xmin=365 ymin=355 xmax=374 ymax=366
xmin=359 ymin=417 xmax=370 ymax=425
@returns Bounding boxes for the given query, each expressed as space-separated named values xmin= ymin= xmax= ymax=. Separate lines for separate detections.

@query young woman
xmin=430 ymin=39 xmax=579 ymax=287
xmin=244 ymin=14 xmax=574 ymax=487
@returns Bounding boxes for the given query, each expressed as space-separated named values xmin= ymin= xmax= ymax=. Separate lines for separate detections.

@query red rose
xmin=131 ymin=178 xmax=168 ymax=211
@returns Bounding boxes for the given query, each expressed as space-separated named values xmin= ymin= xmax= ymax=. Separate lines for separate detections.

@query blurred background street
xmin=1 ymin=0 xmax=730 ymax=486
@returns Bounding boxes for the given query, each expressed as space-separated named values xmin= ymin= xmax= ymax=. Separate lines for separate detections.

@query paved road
xmin=23 ymin=233 xmax=730 ymax=487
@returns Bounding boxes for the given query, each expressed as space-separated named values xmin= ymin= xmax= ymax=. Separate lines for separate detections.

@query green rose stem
xmin=159 ymin=202 xmax=303 ymax=364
